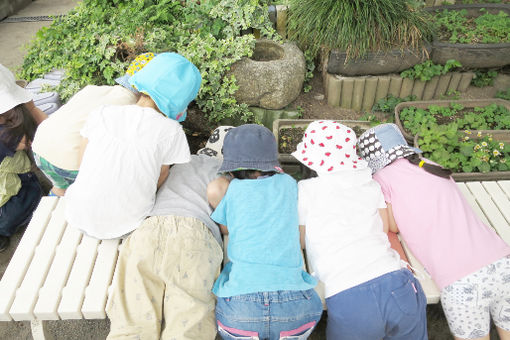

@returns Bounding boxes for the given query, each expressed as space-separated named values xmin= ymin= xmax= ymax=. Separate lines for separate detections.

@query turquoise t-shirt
xmin=211 ymin=173 xmax=317 ymax=297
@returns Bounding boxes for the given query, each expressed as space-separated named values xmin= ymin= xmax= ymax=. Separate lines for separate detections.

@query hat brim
xmin=0 ymin=85 xmax=33 ymax=113
xmin=218 ymin=159 xmax=282 ymax=173
xmin=115 ymin=74 xmax=139 ymax=94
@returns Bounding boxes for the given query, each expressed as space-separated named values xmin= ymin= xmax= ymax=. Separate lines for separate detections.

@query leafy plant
xmin=400 ymin=59 xmax=461 ymax=81
xmin=471 ymin=69 xmax=498 ymax=87
xmin=496 ymin=88 xmax=510 ymax=100
xmin=19 ymin=0 xmax=277 ymax=124
xmin=417 ymin=126 xmax=510 ymax=173
xmin=286 ymin=0 xmax=434 ymax=60
xmin=433 ymin=8 xmax=510 ymax=44
xmin=372 ymin=94 xmax=417 ymax=114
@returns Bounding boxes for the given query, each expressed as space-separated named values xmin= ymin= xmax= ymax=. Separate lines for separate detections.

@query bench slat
xmin=466 ymin=182 xmax=510 ymax=245
xmin=480 ymin=181 xmax=510 ymax=245
xmin=0 ymin=197 xmax=58 ymax=321
xmin=58 ymin=234 xmax=100 ymax=319
xmin=456 ymin=183 xmax=490 ymax=226
xmin=82 ymin=239 xmax=121 ymax=319
xmin=9 ymin=199 xmax=67 ymax=321
xmin=34 ymin=225 xmax=83 ymax=320
xmin=498 ymin=180 xmax=510 ymax=197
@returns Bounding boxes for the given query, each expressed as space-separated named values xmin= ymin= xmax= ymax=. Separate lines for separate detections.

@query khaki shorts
xmin=107 ymin=215 xmax=223 ymax=340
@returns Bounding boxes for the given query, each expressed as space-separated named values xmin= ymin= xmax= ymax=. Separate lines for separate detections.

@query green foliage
xmin=372 ymin=94 xmax=417 ymax=114
xmin=495 ymin=88 xmax=510 ymax=100
xmin=400 ymin=59 xmax=461 ymax=81
xmin=433 ymin=8 xmax=510 ymax=44
xmin=471 ymin=69 xmax=498 ymax=87
xmin=19 ymin=0 xmax=277 ymax=123
xmin=417 ymin=127 xmax=510 ymax=173
xmin=302 ymin=50 xmax=315 ymax=93
xmin=400 ymin=103 xmax=510 ymax=135
xmin=286 ymin=0 xmax=434 ymax=60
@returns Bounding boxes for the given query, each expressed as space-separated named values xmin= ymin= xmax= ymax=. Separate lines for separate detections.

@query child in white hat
xmin=65 ymin=52 xmax=202 ymax=240
xmin=292 ymin=120 xmax=427 ymax=339
xmin=358 ymin=123 xmax=510 ymax=340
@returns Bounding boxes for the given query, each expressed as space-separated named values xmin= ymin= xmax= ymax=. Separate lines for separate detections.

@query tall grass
xmin=287 ymin=0 xmax=434 ymax=60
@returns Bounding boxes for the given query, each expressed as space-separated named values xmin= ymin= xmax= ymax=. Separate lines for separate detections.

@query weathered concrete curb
xmin=325 ymin=72 xmax=474 ymax=111
xmin=0 ymin=0 xmax=31 ymax=20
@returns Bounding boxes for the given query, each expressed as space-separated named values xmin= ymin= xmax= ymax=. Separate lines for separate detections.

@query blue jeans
xmin=0 ymin=172 xmax=42 ymax=236
xmin=326 ymin=269 xmax=428 ymax=340
xmin=216 ymin=289 xmax=323 ymax=340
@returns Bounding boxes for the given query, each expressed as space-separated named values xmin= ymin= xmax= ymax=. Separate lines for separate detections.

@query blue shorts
xmin=216 ymin=289 xmax=323 ymax=340
xmin=326 ymin=269 xmax=428 ymax=340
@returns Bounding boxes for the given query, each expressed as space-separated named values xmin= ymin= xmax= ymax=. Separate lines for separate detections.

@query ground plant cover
xmin=400 ymin=59 xmax=462 ymax=81
xmin=19 ymin=0 xmax=279 ymax=124
xmin=432 ymin=7 xmax=510 ymax=43
xmin=455 ymin=0 xmax=510 ymax=4
xmin=399 ymin=102 xmax=510 ymax=136
xmin=416 ymin=124 xmax=510 ymax=172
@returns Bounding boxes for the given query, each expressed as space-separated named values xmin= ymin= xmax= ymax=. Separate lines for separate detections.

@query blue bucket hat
xmin=218 ymin=124 xmax=282 ymax=173
xmin=129 ymin=52 xmax=202 ymax=122
xmin=357 ymin=123 xmax=422 ymax=174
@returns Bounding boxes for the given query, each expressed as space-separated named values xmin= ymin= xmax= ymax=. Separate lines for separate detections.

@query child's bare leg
xmin=497 ymin=327 xmax=510 ymax=340
xmin=207 ymin=176 xmax=230 ymax=208
xmin=51 ymin=187 xmax=66 ymax=196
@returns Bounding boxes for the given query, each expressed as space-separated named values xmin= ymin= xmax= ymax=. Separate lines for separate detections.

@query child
xmin=0 ymin=105 xmax=42 ymax=252
xmin=207 ymin=124 xmax=323 ymax=340
xmin=106 ymin=126 xmax=233 ymax=340
xmin=65 ymin=52 xmax=201 ymax=240
xmin=31 ymin=53 xmax=155 ymax=196
xmin=357 ymin=123 xmax=510 ymax=340
xmin=291 ymin=120 xmax=427 ymax=339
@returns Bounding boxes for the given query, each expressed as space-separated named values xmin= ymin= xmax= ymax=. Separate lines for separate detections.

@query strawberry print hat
xmin=292 ymin=120 xmax=368 ymax=174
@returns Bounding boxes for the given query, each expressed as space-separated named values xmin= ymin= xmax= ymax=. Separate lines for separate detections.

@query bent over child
xmin=65 ymin=52 xmax=201 ymax=239
xmin=358 ymin=123 xmax=510 ymax=340
xmin=292 ymin=120 xmax=427 ymax=340
xmin=207 ymin=124 xmax=323 ymax=340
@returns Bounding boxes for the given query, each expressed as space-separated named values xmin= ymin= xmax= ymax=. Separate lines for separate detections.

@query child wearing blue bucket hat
xmin=65 ymin=52 xmax=202 ymax=240
xmin=358 ymin=123 xmax=510 ymax=340
xmin=206 ymin=124 xmax=323 ymax=340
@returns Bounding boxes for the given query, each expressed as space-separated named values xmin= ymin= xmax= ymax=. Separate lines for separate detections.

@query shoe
xmin=0 ymin=236 xmax=9 ymax=252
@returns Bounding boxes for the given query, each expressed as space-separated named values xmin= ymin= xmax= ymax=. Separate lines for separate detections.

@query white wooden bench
xmin=1 ymin=180 xmax=509 ymax=339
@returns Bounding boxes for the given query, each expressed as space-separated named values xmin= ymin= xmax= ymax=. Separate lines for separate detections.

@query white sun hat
xmin=0 ymin=64 xmax=33 ymax=113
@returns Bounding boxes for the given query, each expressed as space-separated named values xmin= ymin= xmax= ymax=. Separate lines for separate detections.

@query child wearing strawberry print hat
xmin=292 ymin=120 xmax=428 ymax=339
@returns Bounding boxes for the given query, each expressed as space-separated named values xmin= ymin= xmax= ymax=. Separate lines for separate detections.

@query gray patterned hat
xmin=357 ymin=123 xmax=422 ymax=174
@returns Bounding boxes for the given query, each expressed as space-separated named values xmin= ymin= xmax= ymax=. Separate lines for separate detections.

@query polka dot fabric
xmin=126 ymin=52 xmax=157 ymax=76
xmin=357 ymin=123 xmax=422 ymax=174
xmin=292 ymin=120 xmax=368 ymax=174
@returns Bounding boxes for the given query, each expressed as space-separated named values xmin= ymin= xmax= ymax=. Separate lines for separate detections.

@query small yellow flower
xmin=477 ymin=131 xmax=482 ymax=137
xmin=465 ymin=130 xmax=472 ymax=134
xmin=489 ymin=138 xmax=493 ymax=142
xmin=500 ymin=143 xmax=505 ymax=150
xmin=493 ymin=150 xmax=500 ymax=156
xmin=464 ymin=136 xmax=470 ymax=141
xmin=482 ymin=156 xmax=489 ymax=162
xmin=481 ymin=142 xmax=488 ymax=147
xmin=474 ymin=144 xmax=481 ymax=151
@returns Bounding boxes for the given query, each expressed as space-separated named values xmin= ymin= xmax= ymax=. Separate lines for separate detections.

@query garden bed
xmin=427 ymin=4 xmax=510 ymax=68
xmin=395 ymin=98 xmax=510 ymax=142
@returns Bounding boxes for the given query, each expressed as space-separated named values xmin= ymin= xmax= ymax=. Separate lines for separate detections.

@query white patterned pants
xmin=107 ymin=215 xmax=223 ymax=340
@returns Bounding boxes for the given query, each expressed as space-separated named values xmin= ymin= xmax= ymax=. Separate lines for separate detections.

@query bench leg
xmin=31 ymin=320 xmax=54 ymax=340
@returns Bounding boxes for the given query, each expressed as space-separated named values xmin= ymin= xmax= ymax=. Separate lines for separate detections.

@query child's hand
xmin=16 ymin=136 xmax=29 ymax=151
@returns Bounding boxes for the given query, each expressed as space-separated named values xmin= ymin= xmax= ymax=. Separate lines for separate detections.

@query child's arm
xmin=207 ymin=176 xmax=231 ymax=235
xmin=24 ymin=100 xmax=48 ymax=124
xmin=379 ymin=204 xmax=399 ymax=233
xmin=299 ymin=225 xmax=306 ymax=249
xmin=157 ymin=165 xmax=170 ymax=190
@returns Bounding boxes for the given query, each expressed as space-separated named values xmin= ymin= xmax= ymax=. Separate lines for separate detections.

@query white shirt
xmin=65 ymin=104 xmax=190 ymax=239
xmin=32 ymin=85 xmax=137 ymax=170
xmin=298 ymin=168 xmax=402 ymax=298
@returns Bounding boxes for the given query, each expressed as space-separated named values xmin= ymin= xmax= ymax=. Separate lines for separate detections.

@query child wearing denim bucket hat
xmin=293 ymin=120 xmax=427 ymax=339
xmin=358 ymin=124 xmax=510 ymax=340
xmin=65 ymin=52 xmax=201 ymax=240
xmin=207 ymin=124 xmax=323 ymax=340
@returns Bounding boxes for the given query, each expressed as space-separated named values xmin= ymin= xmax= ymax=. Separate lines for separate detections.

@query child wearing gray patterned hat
xmin=207 ymin=124 xmax=323 ymax=340
xmin=358 ymin=123 xmax=510 ymax=340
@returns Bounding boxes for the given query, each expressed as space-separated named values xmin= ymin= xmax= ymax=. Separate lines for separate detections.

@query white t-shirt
xmin=65 ymin=104 xmax=190 ymax=239
xmin=298 ymin=168 xmax=402 ymax=298
xmin=32 ymin=85 xmax=137 ymax=170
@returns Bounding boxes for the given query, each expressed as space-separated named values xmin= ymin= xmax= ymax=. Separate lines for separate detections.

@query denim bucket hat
xmin=129 ymin=52 xmax=202 ymax=122
xmin=357 ymin=123 xmax=422 ymax=174
xmin=218 ymin=124 xmax=282 ymax=173
xmin=115 ymin=52 xmax=157 ymax=93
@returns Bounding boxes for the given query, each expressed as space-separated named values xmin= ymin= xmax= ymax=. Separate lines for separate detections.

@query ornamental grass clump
xmin=286 ymin=0 xmax=434 ymax=60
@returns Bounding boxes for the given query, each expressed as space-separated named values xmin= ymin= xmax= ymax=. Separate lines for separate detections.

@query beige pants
xmin=106 ymin=215 xmax=223 ymax=340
